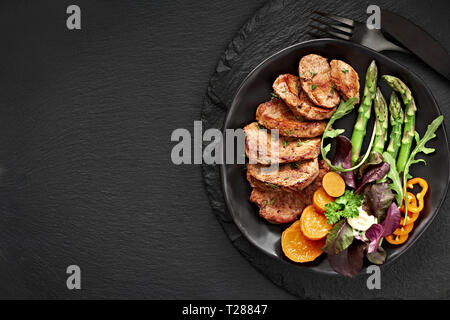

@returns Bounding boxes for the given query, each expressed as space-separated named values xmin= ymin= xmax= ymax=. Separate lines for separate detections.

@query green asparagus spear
xmin=351 ymin=60 xmax=378 ymax=164
xmin=385 ymin=92 xmax=404 ymax=159
xmin=372 ymin=87 xmax=389 ymax=154
xmin=382 ymin=76 xmax=417 ymax=173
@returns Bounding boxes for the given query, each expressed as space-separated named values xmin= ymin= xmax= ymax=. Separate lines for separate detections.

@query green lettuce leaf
xmin=322 ymin=220 xmax=354 ymax=255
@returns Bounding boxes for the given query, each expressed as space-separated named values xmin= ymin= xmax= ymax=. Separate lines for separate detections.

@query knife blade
xmin=381 ymin=9 xmax=450 ymax=80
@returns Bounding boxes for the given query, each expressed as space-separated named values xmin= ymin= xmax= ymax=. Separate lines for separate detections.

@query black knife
xmin=381 ymin=9 xmax=450 ymax=80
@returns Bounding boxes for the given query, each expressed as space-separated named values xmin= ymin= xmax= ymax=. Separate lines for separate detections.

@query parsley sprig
xmin=324 ymin=190 xmax=363 ymax=224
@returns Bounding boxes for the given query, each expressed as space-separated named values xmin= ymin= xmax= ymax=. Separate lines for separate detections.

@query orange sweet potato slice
xmin=313 ymin=187 xmax=335 ymax=213
xmin=282 ymin=220 xmax=325 ymax=263
xmin=322 ymin=171 xmax=346 ymax=197
xmin=300 ymin=205 xmax=333 ymax=240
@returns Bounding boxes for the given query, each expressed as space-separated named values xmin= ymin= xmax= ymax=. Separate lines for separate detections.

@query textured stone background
xmin=0 ymin=0 xmax=292 ymax=299
xmin=202 ymin=0 xmax=450 ymax=299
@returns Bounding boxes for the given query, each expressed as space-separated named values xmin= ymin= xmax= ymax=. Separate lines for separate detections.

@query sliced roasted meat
xmin=250 ymin=188 xmax=304 ymax=224
xmin=288 ymin=90 xmax=336 ymax=120
xmin=244 ymin=122 xmax=320 ymax=164
xmin=250 ymin=161 xmax=330 ymax=224
xmin=298 ymin=54 xmax=340 ymax=109
xmin=255 ymin=99 xmax=326 ymax=138
xmin=330 ymin=59 xmax=360 ymax=103
xmin=272 ymin=74 xmax=300 ymax=109
xmin=247 ymin=158 xmax=319 ymax=192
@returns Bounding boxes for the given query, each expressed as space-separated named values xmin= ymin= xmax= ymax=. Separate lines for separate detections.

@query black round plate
xmin=220 ymin=39 xmax=450 ymax=275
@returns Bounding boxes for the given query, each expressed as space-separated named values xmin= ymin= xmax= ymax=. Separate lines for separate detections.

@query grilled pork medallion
xmin=330 ymin=59 xmax=360 ymax=103
xmin=250 ymin=161 xmax=330 ymax=224
xmin=255 ymin=99 xmax=327 ymax=138
xmin=298 ymin=54 xmax=340 ymax=108
xmin=247 ymin=158 xmax=319 ymax=192
xmin=244 ymin=122 xmax=321 ymax=165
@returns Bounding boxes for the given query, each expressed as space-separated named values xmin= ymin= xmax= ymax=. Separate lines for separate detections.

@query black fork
xmin=309 ymin=11 xmax=409 ymax=53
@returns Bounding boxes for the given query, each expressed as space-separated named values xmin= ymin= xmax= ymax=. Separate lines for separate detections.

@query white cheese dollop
xmin=347 ymin=207 xmax=377 ymax=231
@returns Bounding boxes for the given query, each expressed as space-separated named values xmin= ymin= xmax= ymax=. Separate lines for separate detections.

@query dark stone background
xmin=0 ymin=0 xmax=449 ymax=299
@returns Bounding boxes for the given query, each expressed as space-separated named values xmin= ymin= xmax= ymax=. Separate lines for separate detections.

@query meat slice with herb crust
xmin=298 ymin=54 xmax=340 ymax=109
xmin=290 ymin=90 xmax=336 ymax=120
xmin=330 ymin=59 xmax=360 ymax=103
xmin=244 ymin=122 xmax=320 ymax=164
xmin=272 ymin=74 xmax=300 ymax=109
xmin=255 ymin=99 xmax=326 ymax=138
xmin=247 ymin=158 xmax=319 ymax=192
xmin=250 ymin=160 xmax=330 ymax=224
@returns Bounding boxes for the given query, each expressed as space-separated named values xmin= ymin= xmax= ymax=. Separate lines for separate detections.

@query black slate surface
xmin=0 ymin=0 xmax=294 ymax=299
xmin=0 ymin=0 xmax=449 ymax=299
xmin=202 ymin=0 xmax=450 ymax=299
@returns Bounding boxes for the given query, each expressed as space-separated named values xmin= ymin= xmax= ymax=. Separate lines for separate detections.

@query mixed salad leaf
xmin=362 ymin=182 xmax=394 ymax=220
xmin=322 ymin=220 xmax=354 ymax=255
xmin=355 ymin=162 xmax=390 ymax=194
xmin=365 ymin=202 xmax=401 ymax=253
xmin=331 ymin=136 xmax=355 ymax=188
xmin=357 ymin=151 xmax=383 ymax=179
xmin=327 ymin=240 xmax=366 ymax=277
xmin=366 ymin=246 xmax=387 ymax=265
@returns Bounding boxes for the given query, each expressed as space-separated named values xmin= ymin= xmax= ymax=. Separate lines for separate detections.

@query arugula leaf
xmin=324 ymin=190 xmax=363 ymax=224
xmin=402 ymin=115 xmax=443 ymax=219
xmin=321 ymin=98 xmax=357 ymax=165
xmin=382 ymin=152 xmax=403 ymax=206
xmin=320 ymin=97 xmax=377 ymax=172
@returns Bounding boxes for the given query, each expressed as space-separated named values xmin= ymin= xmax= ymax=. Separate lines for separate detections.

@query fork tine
xmin=309 ymin=24 xmax=351 ymax=41
xmin=313 ymin=11 xmax=355 ymax=27
xmin=311 ymin=17 xmax=353 ymax=35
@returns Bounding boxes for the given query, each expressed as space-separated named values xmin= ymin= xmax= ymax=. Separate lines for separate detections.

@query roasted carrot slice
xmin=281 ymin=220 xmax=325 ymax=263
xmin=393 ymin=223 xmax=414 ymax=236
xmin=386 ymin=233 xmax=409 ymax=245
xmin=313 ymin=187 xmax=335 ymax=213
xmin=300 ymin=205 xmax=333 ymax=240
xmin=322 ymin=172 xmax=346 ymax=197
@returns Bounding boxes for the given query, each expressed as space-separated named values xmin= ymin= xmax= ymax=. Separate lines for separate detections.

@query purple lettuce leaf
xmin=355 ymin=162 xmax=390 ymax=194
xmin=357 ymin=151 xmax=383 ymax=179
xmin=366 ymin=246 xmax=387 ymax=265
xmin=332 ymin=136 xmax=356 ymax=189
xmin=364 ymin=202 xmax=401 ymax=253
xmin=365 ymin=224 xmax=384 ymax=253
xmin=362 ymin=182 xmax=395 ymax=220
xmin=327 ymin=240 xmax=366 ymax=277
xmin=381 ymin=202 xmax=401 ymax=237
